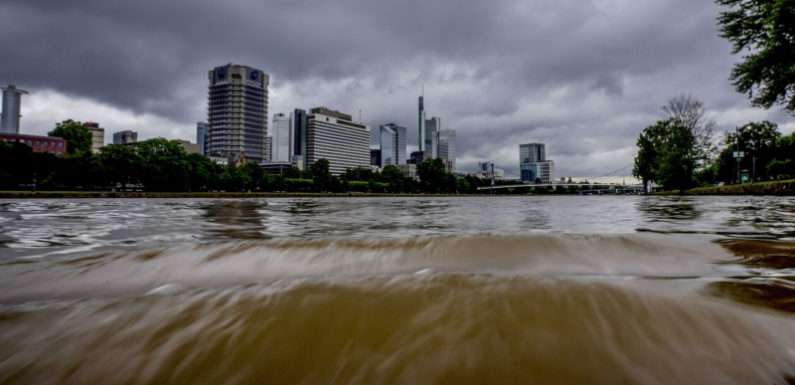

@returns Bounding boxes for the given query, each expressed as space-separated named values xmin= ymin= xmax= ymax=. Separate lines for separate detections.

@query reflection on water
xmin=1 ymin=196 xmax=795 ymax=384
xmin=636 ymin=196 xmax=703 ymax=221
xmin=201 ymin=200 xmax=268 ymax=240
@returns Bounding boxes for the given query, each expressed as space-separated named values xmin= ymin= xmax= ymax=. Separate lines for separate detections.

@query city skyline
xmin=3 ymin=0 xmax=795 ymax=177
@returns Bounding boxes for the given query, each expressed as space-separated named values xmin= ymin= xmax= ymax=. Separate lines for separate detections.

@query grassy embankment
xmin=660 ymin=178 xmax=795 ymax=196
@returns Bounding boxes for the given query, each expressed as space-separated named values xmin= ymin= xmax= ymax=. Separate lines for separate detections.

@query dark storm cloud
xmin=2 ymin=0 xmax=792 ymax=176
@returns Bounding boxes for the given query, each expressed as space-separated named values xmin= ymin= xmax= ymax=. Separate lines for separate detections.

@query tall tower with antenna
xmin=418 ymin=86 xmax=425 ymax=152
xmin=1 ymin=85 xmax=28 ymax=134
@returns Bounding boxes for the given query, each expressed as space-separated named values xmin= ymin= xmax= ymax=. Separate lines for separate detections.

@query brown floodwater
xmin=0 ymin=196 xmax=793 ymax=385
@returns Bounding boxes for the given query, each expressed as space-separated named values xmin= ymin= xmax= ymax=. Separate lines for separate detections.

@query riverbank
xmin=0 ymin=190 xmax=487 ymax=199
xmin=659 ymin=178 xmax=795 ymax=196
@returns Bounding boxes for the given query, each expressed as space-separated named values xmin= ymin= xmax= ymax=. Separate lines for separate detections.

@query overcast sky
xmin=2 ymin=0 xmax=793 ymax=177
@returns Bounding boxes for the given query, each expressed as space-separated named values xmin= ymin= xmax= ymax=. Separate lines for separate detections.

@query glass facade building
xmin=519 ymin=143 xmax=553 ymax=183
xmin=438 ymin=129 xmax=456 ymax=171
xmin=377 ymin=123 xmax=407 ymax=167
xmin=113 ymin=130 xmax=138 ymax=145
xmin=424 ymin=117 xmax=440 ymax=160
xmin=196 ymin=122 xmax=208 ymax=155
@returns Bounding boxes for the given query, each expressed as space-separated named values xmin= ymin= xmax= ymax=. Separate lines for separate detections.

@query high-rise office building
xmin=271 ymin=113 xmax=292 ymax=163
xmin=438 ymin=129 xmax=456 ymax=171
xmin=1 ymin=85 xmax=28 ymax=134
xmin=394 ymin=124 xmax=407 ymax=165
xmin=378 ymin=123 xmax=407 ymax=167
xmin=264 ymin=137 xmax=272 ymax=163
xmin=196 ymin=122 xmax=208 ymax=155
xmin=519 ymin=143 xmax=554 ymax=183
xmin=84 ymin=122 xmax=105 ymax=152
xmin=292 ymin=109 xmax=308 ymax=169
xmin=370 ymin=147 xmax=382 ymax=167
xmin=418 ymin=95 xmax=426 ymax=153
xmin=424 ymin=117 xmax=440 ymax=160
xmin=113 ymin=130 xmax=138 ymax=145
xmin=305 ymin=107 xmax=370 ymax=175
xmin=207 ymin=63 xmax=269 ymax=163
xmin=378 ymin=125 xmax=397 ymax=167
xmin=520 ymin=143 xmax=545 ymax=163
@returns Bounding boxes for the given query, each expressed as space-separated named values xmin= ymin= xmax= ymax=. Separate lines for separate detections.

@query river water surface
xmin=0 ymin=196 xmax=794 ymax=384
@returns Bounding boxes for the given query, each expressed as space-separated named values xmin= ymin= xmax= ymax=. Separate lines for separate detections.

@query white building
xmin=84 ymin=122 xmax=105 ymax=152
xmin=1 ymin=85 xmax=27 ymax=134
xmin=271 ymin=113 xmax=292 ymax=163
xmin=305 ymin=107 xmax=370 ymax=175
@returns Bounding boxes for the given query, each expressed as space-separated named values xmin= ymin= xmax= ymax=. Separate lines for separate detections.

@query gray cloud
xmin=1 ymin=0 xmax=793 ymax=177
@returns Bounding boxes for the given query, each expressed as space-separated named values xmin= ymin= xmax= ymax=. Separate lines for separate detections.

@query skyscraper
xmin=424 ymin=117 xmax=440 ymax=160
xmin=207 ymin=64 xmax=269 ymax=163
xmin=271 ymin=113 xmax=291 ymax=163
xmin=520 ymin=143 xmax=545 ymax=163
xmin=519 ymin=143 xmax=554 ymax=183
xmin=438 ymin=129 xmax=456 ymax=171
xmin=264 ymin=137 xmax=272 ymax=163
xmin=418 ymin=95 xmax=425 ymax=153
xmin=292 ymin=109 xmax=308 ymax=169
xmin=84 ymin=122 xmax=105 ymax=152
xmin=305 ymin=107 xmax=370 ymax=175
xmin=1 ymin=85 xmax=28 ymax=134
xmin=196 ymin=122 xmax=208 ymax=155
xmin=378 ymin=123 xmax=407 ymax=166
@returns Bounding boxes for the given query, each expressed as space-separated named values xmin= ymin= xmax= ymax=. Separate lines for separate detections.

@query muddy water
xmin=0 ymin=196 xmax=794 ymax=385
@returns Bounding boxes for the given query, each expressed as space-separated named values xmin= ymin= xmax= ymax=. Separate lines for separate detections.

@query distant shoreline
xmin=0 ymin=191 xmax=502 ymax=199
xmin=2 ymin=179 xmax=793 ymax=198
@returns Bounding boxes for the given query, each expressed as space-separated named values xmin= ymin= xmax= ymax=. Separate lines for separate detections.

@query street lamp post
xmin=733 ymin=150 xmax=745 ymax=184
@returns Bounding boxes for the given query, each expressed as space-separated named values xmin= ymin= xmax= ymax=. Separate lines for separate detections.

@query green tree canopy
xmin=717 ymin=0 xmax=795 ymax=112
xmin=48 ymin=120 xmax=92 ymax=155
xmin=633 ymin=119 xmax=697 ymax=192
xmin=417 ymin=159 xmax=452 ymax=193
xmin=310 ymin=159 xmax=332 ymax=192
xmin=726 ymin=121 xmax=781 ymax=180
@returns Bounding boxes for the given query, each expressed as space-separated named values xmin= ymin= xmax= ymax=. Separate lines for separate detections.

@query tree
xmin=134 ymin=138 xmax=190 ymax=191
xmin=417 ymin=159 xmax=450 ymax=193
xmin=310 ymin=159 xmax=332 ymax=192
xmin=726 ymin=121 xmax=780 ymax=181
xmin=99 ymin=144 xmax=141 ymax=189
xmin=656 ymin=122 xmax=697 ymax=191
xmin=717 ymin=0 xmax=795 ymax=112
xmin=343 ymin=167 xmax=374 ymax=182
xmin=662 ymin=95 xmax=716 ymax=163
xmin=633 ymin=122 xmax=666 ymax=192
xmin=633 ymin=119 xmax=697 ymax=192
xmin=48 ymin=120 xmax=92 ymax=155
xmin=380 ymin=165 xmax=407 ymax=193
xmin=0 ymin=141 xmax=35 ymax=187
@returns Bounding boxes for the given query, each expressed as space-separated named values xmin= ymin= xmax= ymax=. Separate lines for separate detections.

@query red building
xmin=0 ymin=133 xmax=67 ymax=155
